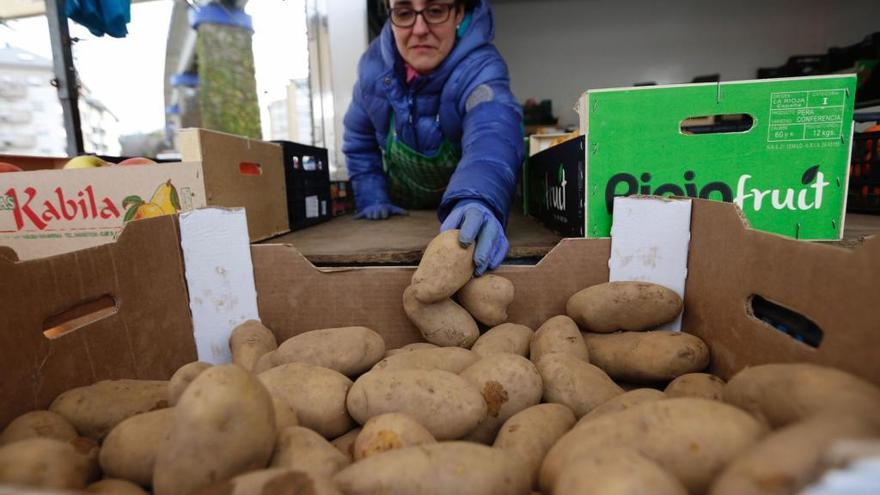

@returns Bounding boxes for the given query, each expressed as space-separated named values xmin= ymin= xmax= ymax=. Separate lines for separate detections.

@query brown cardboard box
xmin=177 ymin=128 xmax=289 ymax=242
xmin=0 ymin=129 xmax=290 ymax=260
xmin=1 ymin=200 xmax=878 ymax=430
xmin=0 ymin=162 xmax=207 ymax=260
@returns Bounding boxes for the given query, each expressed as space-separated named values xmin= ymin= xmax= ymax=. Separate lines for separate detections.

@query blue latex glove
xmin=440 ymin=200 xmax=509 ymax=276
xmin=354 ymin=203 xmax=408 ymax=220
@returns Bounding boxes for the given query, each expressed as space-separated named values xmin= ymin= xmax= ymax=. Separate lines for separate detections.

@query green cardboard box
xmin=579 ymin=75 xmax=857 ymax=239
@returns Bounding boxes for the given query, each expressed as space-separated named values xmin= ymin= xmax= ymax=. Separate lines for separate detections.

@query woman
xmin=343 ymin=0 xmax=524 ymax=276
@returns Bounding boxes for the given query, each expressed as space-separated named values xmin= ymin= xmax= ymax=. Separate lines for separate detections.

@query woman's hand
xmin=354 ymin=203 xmax=409 ymax=220
xmin=440 ymin=200 xmax=509 ymax=276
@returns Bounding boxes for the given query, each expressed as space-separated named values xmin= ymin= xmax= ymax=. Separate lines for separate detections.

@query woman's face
xmin=390 ymin=0 xmax=465 ymax=74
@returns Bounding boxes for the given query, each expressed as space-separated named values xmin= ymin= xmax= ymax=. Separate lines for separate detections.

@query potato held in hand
xmin=456 ymin=274 xmax=514 ymax=326
xmin=584 ymin=330 xmax=710 ymax=383
xmin=410 ymin=230 xmax=475 ymax=303
xmin=153 ymin=364 xmax=276 ymax=495
xmin=566 ymin=281 xmax=682 ymax=332
xmin=403 ymin=285 xmax=479 ymax=348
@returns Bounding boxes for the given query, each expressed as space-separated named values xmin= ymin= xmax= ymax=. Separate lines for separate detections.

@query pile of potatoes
xmin=3 ymin=229 xmax=880 ymax=495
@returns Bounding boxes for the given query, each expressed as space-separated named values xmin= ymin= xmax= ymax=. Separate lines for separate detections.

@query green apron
xmin=383 ymin=117 xmax=461 ymax=209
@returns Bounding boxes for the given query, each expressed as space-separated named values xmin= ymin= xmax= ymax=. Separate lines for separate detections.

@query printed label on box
xmin=0 ymin=163 xmax=206 ymax=259
xmin=306 ymin=195 xmax=318 ymax=218
xmin=583 ymin=75 xmax=856 ymax=240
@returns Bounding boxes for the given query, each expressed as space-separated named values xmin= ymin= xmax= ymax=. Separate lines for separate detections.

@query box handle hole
xmin=43 ymin=295 xmax=117 ymax=340
xmin=239 ymin=162 xmax=263 ymax=176
xmin=681 ymin=114 xmax=754 ymax=135
xmin=749 ymin=294 xmax=823 ymax=348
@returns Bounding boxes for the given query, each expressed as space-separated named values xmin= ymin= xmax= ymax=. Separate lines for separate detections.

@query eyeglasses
xmin=389 ymin=3 xmax=456 ymax=28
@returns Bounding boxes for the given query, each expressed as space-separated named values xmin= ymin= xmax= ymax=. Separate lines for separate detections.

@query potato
xmin=273 ymin=326 xmax=385 ymax=377
xmin=354 ymin=413 xmax=436 ymax=460
xmin=456 ymin=274 xmax=515 ymax=326
xmin=578 ymin=388 xmax=666 ymax=423
xmin=229 ymin=319 xmax=277 ymax=372
xmin=0 ymin=410 xmax=78 ymax=446
xmin=536 ymin=353 xmax=623 ymax=417
xmin=100 ymin=408 xmax=174 ymax=487
xmin=334 ymin=442 xmax=531 ymax=495
xmin=555 ymin=447 xmax=688 ymax=495
xmin=270 ymin=426 xmax=350 ymax=478
xmin=385 ymin=342 xmax=438 ymax=357
xmin=471 ymin=323 xmax=533 ymax=358
xmin=253 ymin=352 xmax=276 ymax=374
xmin=86 ymin=479 xmax=149 ymax=495
xmin=403 ymin=286 xmax=479 ymax=348
xmin=197 ymin=468 xmax=342 ymax=495
xmin=0 ymin=438 xmax=91 ymax=489
xmin=583 ymin=330 xmax=710 ymax=382
xmin=372 ymin=346 xmax=479 ymax=373
xmin=152 ymin=364 xmax=276 ymax=495
xmin=49 ymin=379 xmax=169 ymax=441
xmin=259 ymin=362 xmax=353 ymax=439
xmin=347 ymin=369 xmax=487 ymax=440
xmin=723 ymin=363 xmax=880 ymax=428
xmin=540 ymin=398 xmax=768 ymax=494
xmin=665 ymin=372 xmax=725 ymax=400
xmin=566 ymin=281 xmax=682 ymax=332
xmin=330 ymin=427 xmax=361 ymax=461
xmin=530 ymin=315 xmax=589 ymax=363
xmin=460 ymin=354 xmax=543 ymax=444
xmin=168 ymin=361 xmax=211 ymax=406
xmin=493 ymin=403 xmax=576 ymax=488
xmin=710 ymin=413 xmax=880 ymax=495
xmin=410 ymin=229 xmax=475 ymax=303
xmin=71 ymin=436 xmax=101 ymax=485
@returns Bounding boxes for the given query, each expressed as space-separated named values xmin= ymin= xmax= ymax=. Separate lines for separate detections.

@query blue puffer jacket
xmin=342 ymin=0 xmax=524 ymax=225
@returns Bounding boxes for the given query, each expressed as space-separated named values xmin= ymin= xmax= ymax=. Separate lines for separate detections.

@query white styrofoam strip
xmin=179 ymin=208 xmax=259 ymax=364
xmin=608 ymin=196 xmax=692 ymax=331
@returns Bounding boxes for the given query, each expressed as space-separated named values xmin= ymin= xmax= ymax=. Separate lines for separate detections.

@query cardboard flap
xmin=178 ymin=128 xmax=290 ymax=242
xmin=684 ymin=199 xmax=880 ymax=382
xmin=0 ymin=215 xmax=196 ymax=427
xmin=252 ymin=238 xmax=612 ymax=349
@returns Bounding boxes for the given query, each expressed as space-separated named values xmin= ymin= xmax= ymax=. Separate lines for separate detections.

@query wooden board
xmin=264 ymin=210 xmax=563 ymax=264
xmin=264 ymin=210 xmax=880 ymax=264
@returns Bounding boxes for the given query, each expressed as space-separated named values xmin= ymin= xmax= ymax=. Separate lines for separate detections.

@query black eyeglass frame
xmin=388 ymin=3 xmax=458 ymax=28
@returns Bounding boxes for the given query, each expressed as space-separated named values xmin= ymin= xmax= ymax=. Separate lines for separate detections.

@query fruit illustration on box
xmin=122 ymin=180 xmax=182 ymax=222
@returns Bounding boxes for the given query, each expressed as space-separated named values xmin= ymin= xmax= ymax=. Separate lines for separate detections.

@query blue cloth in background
xmin=65 ymin=0 xmax=131 ymax=38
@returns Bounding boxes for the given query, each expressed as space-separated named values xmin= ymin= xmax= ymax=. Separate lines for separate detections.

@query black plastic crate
xmin=272 ymin=140 xmax=331 ymax=230
xmin=523 ymin=136 xmax=585 ymax=237
xmin=848 ymin=128 xmax=880 ymax=214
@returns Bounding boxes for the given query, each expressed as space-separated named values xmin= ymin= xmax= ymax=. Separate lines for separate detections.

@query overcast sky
xmin=0 ymin=0 xmax=309 ymax=137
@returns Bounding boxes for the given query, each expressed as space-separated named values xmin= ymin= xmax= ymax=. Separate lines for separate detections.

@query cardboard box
xmin=0 ymin=162 xmax=207 ymax=260
xmin=178 ymin=128 xmax=289 ymax=242
xmin=0 ymin=129 xmax=290 ymax=260
xmin=524 ymin=136 xmax=585 ymax=237
xmin=2 ymin=199 xmax=878 ymax=430
xmin=579 ymin=75 xmax=858 ymax=239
